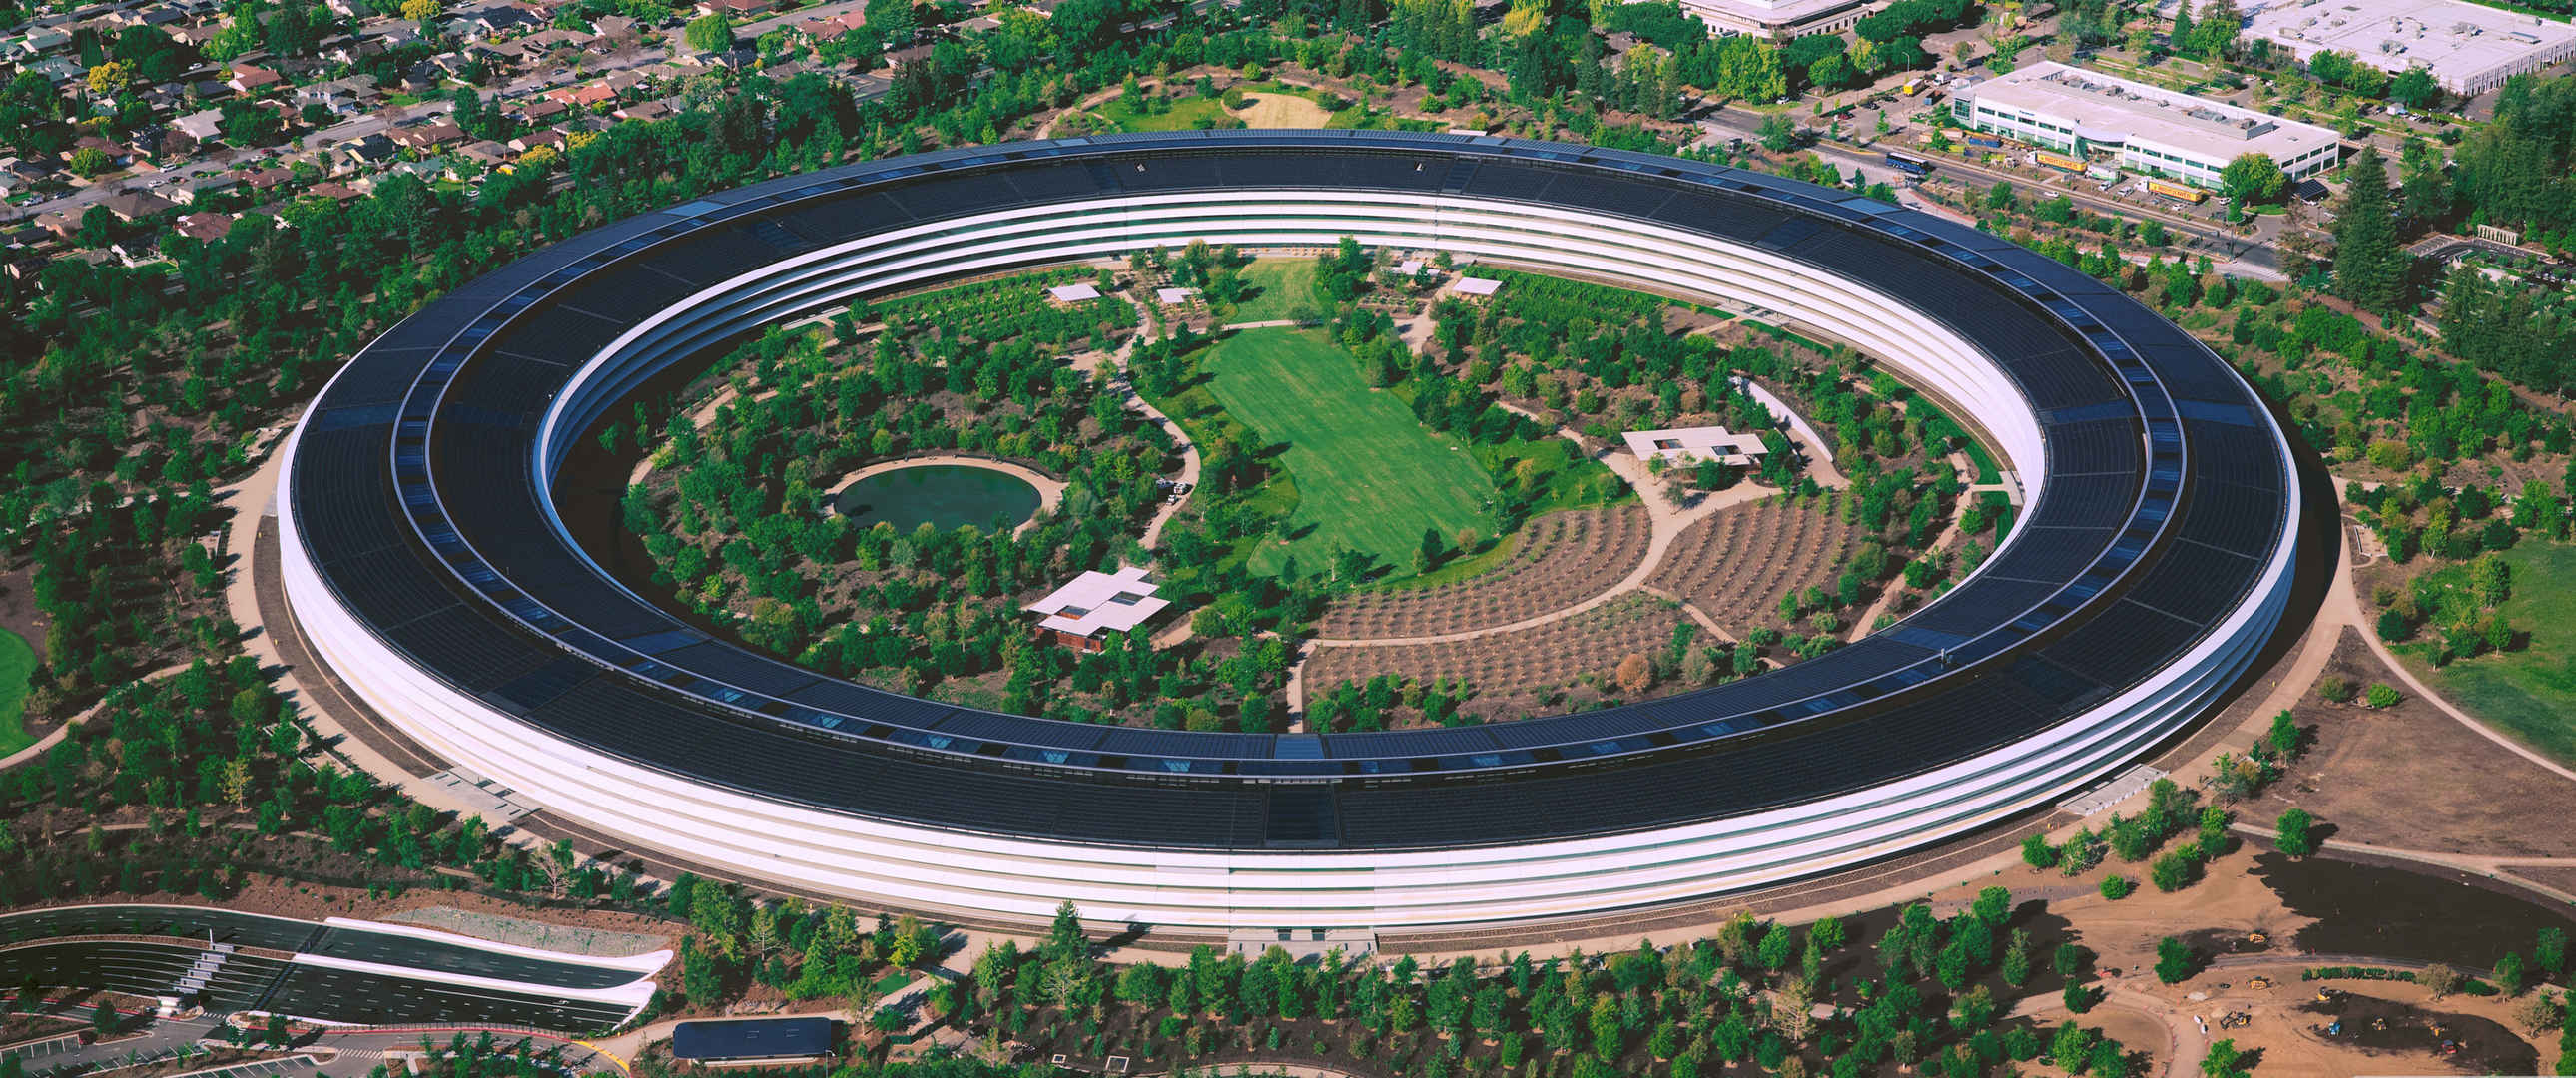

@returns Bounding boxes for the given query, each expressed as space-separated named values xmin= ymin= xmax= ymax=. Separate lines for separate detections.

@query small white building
xmin=1155 ymin=286 xmax=1199 ymax=305
xmin=1025 ymin=566 xmax=1171 ymax=652
xmin=1046 ymin=282 xmax=1102 ymax=303
xmin=1623 ymin=426 xmax=1770 ymax=468
xmin=1393 ymin=259 xmax=1426 ymax=277
xmin=1452 ymin=275 xmax=1502 ymax=298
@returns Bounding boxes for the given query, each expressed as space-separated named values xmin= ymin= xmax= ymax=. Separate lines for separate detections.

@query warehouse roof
xmin=1961 ymin=62 xmax=2338 ymax=165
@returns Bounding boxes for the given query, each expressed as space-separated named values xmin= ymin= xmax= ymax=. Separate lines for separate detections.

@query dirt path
xmin=627 ymin=384 xmax=779 ymax=488
xmin=1303 ymin=468 xmax=1768 ymax=648
xmin=1844 ymin=486 xmax=1971 ymax=643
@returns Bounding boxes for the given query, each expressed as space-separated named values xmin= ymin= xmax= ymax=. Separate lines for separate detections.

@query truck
xmin=2033 ymin=150 xmax=2084 ymax=173
xmin=1965 ymin=133 xmax=2004 ymax=149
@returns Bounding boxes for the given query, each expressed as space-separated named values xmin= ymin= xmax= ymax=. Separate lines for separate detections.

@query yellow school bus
xmin=2146 ymin=178 xmax=2210 ymax=203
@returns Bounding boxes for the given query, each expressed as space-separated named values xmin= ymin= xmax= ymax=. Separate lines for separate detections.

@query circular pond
xmin=832 ymin=463 xmax=1042 ymax=533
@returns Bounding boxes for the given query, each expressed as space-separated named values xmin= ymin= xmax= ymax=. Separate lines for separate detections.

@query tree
xmin=2274 ymin=808 xmax=2315 ymax=855
xmin=1614 ymin=652 xmax=1654 ymax=694
xmin=2498 ymin=951 xmax=2529 ymax=995
xmin=68 ymin=146 xmax=112 ymax=178
xmin=2203 ymin=1038 xmax=2251 ymax=1078
xmin=2330 ymin=144 xmax=2411 ymax=312
xmin=2389 ymin=67 xmax=2439 ymax=109
xmin=2420 ymin=962 xmax=2464 ymax=999
xmin=2220 ymin=153 xmax=2286 ymax=205
xmin=86 ymin=61 xmax=133 ymax=96
xmin=1940 ymin=880 xmax=1998 ymax=926
xmin=2154 ymin=936 xmax=2197 ymax=984
xmin=2540 ymin=927 xmax=2567 ymax=977
xmin=2020 ymin=832 xmax=2058 ymax=869
xmin=2100 ymin=874 xmax=2134 ymax=899
xmin=400 ymin=0 xmax=441 ymax=21
xmin=684 ymin=11 xmax=735 ymax=52
xmin=1758 ymin=112 xmax=1797 ymax=152
xmin=2364 ymin=682 xmax=2401 ymax=708
xmin=92 ymin=1000 xmax=117 ymax=1037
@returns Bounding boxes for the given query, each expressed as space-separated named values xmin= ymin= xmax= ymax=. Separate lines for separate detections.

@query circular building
xmin=276 ymin=131 xmax=2298 ymax=932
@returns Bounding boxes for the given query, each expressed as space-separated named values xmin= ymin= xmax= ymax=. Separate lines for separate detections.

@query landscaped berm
xmin=1201 ymin=327 xmax=1504 ymax=578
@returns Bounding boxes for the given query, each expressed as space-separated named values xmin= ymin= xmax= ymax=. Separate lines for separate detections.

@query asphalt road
xmin=1695 ymin=106 xmax=2287 ymax=278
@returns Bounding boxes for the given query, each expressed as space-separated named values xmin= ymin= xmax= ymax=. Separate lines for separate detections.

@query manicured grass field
xmin=1223 ymin=260 xmax=1321 ymax=324
xmin=1201 ymin=328 xmax=1503 ymax=579
xmin=1089 ymin=95 xmax=1236 ymax=133
xmin=0 ymin=627 xmax=37 ymax=757
xmin=2410 ymin=541 xmax=2576 ymax=766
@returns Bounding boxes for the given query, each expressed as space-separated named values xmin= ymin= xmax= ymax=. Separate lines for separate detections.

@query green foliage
xmin=2275 ymin=808 xmax=2317 ymax=856
xmin=2156 ymin=936 xmax=2199 ymax=984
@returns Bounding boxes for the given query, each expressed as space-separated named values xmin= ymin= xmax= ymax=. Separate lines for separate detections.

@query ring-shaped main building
xmin=279 ymin=131 xmax=2298 ymax=931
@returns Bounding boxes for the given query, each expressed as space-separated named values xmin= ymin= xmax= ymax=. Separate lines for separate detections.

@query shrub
xmin=2315 ymin=675 xmax=2355 ymax=703
xmin=2099 ymin=874 xmax=2133 ymax=900
xmin=2364 ymin=682 xmax=2401 ymax=708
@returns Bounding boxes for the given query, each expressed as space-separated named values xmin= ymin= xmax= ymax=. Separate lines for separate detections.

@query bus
xmin=2033 ymin=151 xmax=2085 ymax=173
xmin=2145 ymin=178 xmax=2209 ymax=204
xmin=1883 ymin=150 xmax=1931 ymax=178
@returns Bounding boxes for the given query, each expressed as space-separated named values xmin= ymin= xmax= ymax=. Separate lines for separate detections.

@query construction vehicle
xmin=2248 ymin=976 xmax=2272 ymax=990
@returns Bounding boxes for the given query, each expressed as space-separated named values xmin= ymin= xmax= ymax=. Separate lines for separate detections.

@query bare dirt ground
xmin=1927 ymin=842 xmax=2557 ymax=1078
xmin=2244 ymin=629 xmax=2576 ymax=858
xmin=1231 ymin=93 xmax=1332 ymax=128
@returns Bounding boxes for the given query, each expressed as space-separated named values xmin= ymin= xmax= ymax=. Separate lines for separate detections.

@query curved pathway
xmin=1303 ymin=478 xmax=1771 ymax=648
xmin=0 ymin=661 xmax=194 ymax=771
xmin=2319 ymin=486 xmax=2576 ymax=784
xmin=815 ymin=456 xmax=1065 ymax=537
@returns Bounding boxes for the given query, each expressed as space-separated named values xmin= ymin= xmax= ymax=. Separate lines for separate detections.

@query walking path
xmin=815 ymin=456 xmax=1065 ymax=537
xmin=1302 ymin=478 xmax=1770 ymax=648
xmin=0 ymin=661 xmax=193 ymax=772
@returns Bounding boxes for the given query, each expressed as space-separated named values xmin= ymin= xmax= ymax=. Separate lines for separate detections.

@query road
xmin=1694 ymin=107 xmax=2286 ymax=279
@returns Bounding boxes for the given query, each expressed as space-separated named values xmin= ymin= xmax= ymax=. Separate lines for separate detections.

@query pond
xmin=832 ymin=464 xmax=1042 ymax=533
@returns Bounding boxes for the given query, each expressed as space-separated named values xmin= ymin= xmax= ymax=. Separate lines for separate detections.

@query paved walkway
xmin=0 ymin=661 xmax=193 ymax=772
xmin=816 ymin=456 xmax=1065 ymax=537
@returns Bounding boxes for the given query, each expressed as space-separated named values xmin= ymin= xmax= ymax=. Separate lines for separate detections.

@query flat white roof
xmin=1453 ymin=276 xmax=1502 ymax=296
xmin=1025 ymin=566 xmax=1170 ymax=638
xmin=1665 ymin=0 xmax=1873 ymax=34
xmin=1047 ymin=282 xmax=1102 ymax=302
xmin=1155 ymin=286 xmax=1199 ymax=303
xmin=1622 ymin=426 xmax=1769 ymax=466
xmin=1394 ymin=259 xmax=1425 ymax=275
xmin=1961 ymin=62 xmax=2339 ymax=165
xmin=2240 ymin=0 xmax=2576 ymax=91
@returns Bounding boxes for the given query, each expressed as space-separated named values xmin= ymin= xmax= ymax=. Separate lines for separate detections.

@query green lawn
xmin=1223 ymin=259 xmax=1321 ymax=324
xmin=2406 ymin=541 xmax=2576 ymax=766
xmin=1090 ymin=95 xmax=1237 ymax=133
xmin=0 ymin=627 xmax=37 ymax=757
xmin=1201 ymin=328 xmax=1503 ymax=579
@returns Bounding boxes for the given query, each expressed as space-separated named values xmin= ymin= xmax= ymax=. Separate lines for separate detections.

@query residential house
xmin=227 ymin=64 xmax=284 ymax=95
xmin=99 ymin=189 xmax=179 ymax=221
xmin=174 ymin=211 xmax=236 ymax=241
xmin=173 ymin=108 xmax=226 ymax=144
xmin=387 ymin=120 xmax=467 ymax=150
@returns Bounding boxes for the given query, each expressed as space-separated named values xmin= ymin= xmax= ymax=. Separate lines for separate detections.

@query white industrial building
xmin=1951 ymin=62 xmax=2341 ymax=189
xmin=1658 ymin=0 xmax=1880 ymax=39
xmin=2242 ymin=0 xmax=2576 ymax=95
